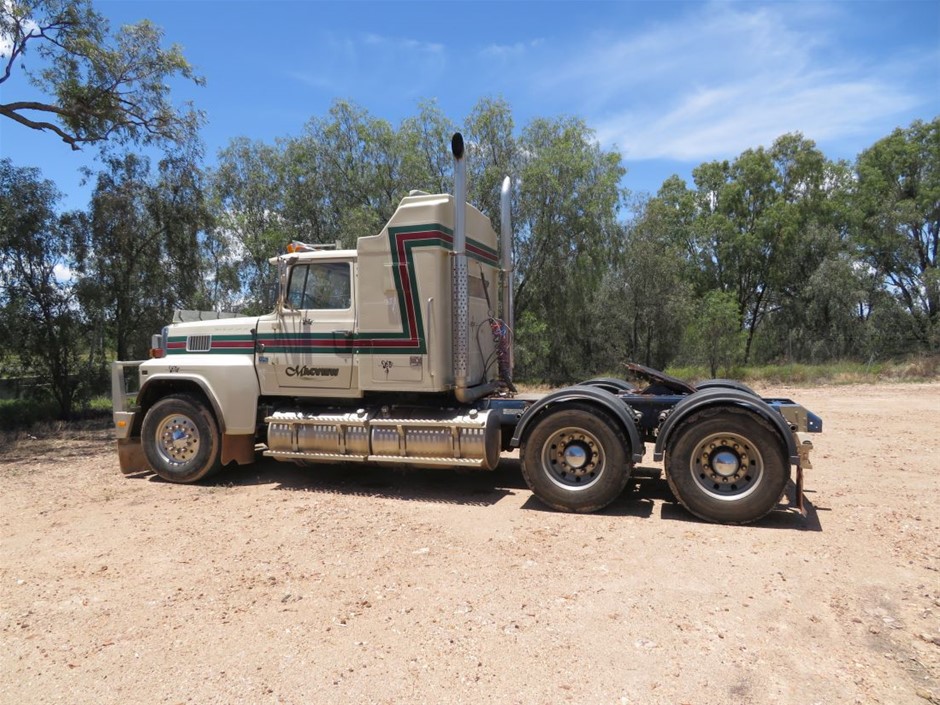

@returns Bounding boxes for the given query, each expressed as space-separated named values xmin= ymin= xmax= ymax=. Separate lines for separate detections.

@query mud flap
xmin=116 ymin=438 xmax=148 ymax=474
xmin=794 ymin=432 xmax=813 ymax=516
xmin=795 ymin=465 xmax=806 ymax=517
xmin=221 ymin=433 xmax=257 ymax=466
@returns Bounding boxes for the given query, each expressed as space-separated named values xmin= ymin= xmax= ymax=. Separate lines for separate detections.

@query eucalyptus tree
xmin=72 ymin=152 xmax=211 ymax=360
xmin=301 ymin=100 xmax=404 ymax=246
xmin=398 ymin=99 xmax=457 ymax=197
xmin=596 ymin=190 xmax=695 ymax=371
xmin=679 ymin=134 xmax=847 ymax=362
xmin=0 ymin=159 xmax=85 ymax=416
xmin=513 ymin=116 xmax=626 ymax=383
xmin=210 ymin=138 xmax=291 ymax=313
xmin=0 ymin=0 xmax=203 ymax=151
xmin=683 ymin=290 xmax=745 ymax=377
xmin=853 ymin=117 xmax=939 ymax=348
xmin=463 ymin=97 xmax=519 ymax=224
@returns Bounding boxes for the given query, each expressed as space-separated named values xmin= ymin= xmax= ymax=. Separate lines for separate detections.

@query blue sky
xmin=1 ymin=0 xmax=938 ymax=212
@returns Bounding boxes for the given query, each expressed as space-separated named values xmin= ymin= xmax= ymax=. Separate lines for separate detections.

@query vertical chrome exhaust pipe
xmin=451 ymin=133 xmax=501 ymax=403
xmin=451 ymin=134 xmax=469 ymax=393
xmin=500 ymin=176 xmax=514 ymax=378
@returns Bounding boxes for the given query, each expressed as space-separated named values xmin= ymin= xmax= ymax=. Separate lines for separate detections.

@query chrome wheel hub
xmin=711 ymin=450 xmax=740 ymax=477
xmin=563 ymin=444 xmax=589 ymax=469
xmin=155 ymin=414 xmax=200 ymax=467
xmin=691 ymin=432 xmax=763 ymax=500
xmin=541 ymin=427 xmax=605 ymax=490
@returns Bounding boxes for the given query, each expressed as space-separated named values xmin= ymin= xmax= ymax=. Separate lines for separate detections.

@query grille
xmin=186 ymin=335 xmax=212 ymax=352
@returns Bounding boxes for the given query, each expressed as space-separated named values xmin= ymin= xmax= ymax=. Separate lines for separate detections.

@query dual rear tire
xmin=665 ymin=407 xmax=789 ymax=524
xmin=521 ymin=403 xmax=789 ymax=524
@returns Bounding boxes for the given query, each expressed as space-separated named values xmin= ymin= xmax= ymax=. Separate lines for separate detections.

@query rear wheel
xmin=520 ymin=404 xmax=631 ymax=513
xmin=142 ymin=394 xmax=222 ymax=483
xmin=665 ymin=407 xmax=788 ymax=524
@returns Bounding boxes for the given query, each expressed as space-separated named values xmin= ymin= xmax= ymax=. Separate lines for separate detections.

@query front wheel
xmin=665 ymin=407 xmax=788 ymax=524
xmin=520 ymin=404 xmax=631 ymax=513
xmin=141 ymin=394 xmax=222 ymax=483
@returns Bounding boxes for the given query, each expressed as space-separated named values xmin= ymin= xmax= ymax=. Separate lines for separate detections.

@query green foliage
xmin=211 ymin=138 xmax=289 ymax=313
xmin=682 ymin=290 xmax=746 ymax=377
xmin=0 ymin=396 xmax=59 ymax=429
xmin=512 ymin=115 xmax=626 ymax=382
xmin=71 ymin=151 xmax=212 ymax=359
xmin=513 ymin=310 xmax=550 ymax=381
xmin=0 ymin=0 xmax=204 ymax=151
xmin=398 ymin=100 xmax=457 ymax=197
xmin=464 ymin=97 xmax=518 ymax=223
xmin=85 ymin=395 xmax=111 ymax=413
xmin=596 ymin=192 xmax=695 ymax=370
xmin=0 ymin=159 xmax=92 ymax=418
xmin=681 ymin=134 xmax=848 ymax=363
xmin=853 ymin=117 xmax=939 ymax=348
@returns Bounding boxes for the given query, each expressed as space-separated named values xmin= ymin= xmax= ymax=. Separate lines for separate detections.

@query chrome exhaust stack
xmin=451 ymin=133 xmax=470 ymax=394
xmin=500 ymin=176 xmax=514 ymax=378
xmin=451 ymin=133 xmax=498 ymax=404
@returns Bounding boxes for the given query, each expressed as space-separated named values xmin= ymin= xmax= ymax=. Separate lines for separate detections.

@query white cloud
xmin=532 ymin=1 xmax=933 ymax=162
xmin=363 ymin=33 xmax=444 ymax=55
xmin=597 ymin=76 xmax=918 ymax=161
xmin=0 ymin=1 xmax=39 ymax=58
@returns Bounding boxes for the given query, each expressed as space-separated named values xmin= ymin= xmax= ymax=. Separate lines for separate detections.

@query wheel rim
xmin=689 ymin=431 xmax=763 ymax=501
xmin=541 ymin=426 xmax=606 ymax=491
xmin=154 ymin=413 xmax=201 ymax=467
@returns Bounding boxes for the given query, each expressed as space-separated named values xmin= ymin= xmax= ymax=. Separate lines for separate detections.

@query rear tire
xmin=142 ymin=394 xmax=222 ymax=483
xmin=520 ymin=404 xmax=631 ymax=513
xmin=665 ymin=407 xmax=788 ymax=524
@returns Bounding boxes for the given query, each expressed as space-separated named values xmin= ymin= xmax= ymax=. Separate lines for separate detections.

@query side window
xmin=286 ymin=263 xmax=351 ymax=310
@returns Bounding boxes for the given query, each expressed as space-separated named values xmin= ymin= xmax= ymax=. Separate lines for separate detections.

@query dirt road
xmin=1 ymin=383 xmax=938 ymax=705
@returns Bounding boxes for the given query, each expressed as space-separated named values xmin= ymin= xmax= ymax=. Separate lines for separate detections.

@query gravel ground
xmin=1 ymin=383 xmax=938 ymax=705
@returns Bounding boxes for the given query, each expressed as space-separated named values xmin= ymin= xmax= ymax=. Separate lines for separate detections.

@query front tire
xmin=141 ymin=394 xmax=222 ymax=483
xmin=665 ymin=407 xmax=788 ymax=524
xmin=520 ymin=404 xmax=631 ymax=513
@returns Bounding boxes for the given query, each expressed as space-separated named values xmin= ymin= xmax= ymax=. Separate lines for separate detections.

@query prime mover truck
xmin=112 ymin=134 xmax=821 ymax=524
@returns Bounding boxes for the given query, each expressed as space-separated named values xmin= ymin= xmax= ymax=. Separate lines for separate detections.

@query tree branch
xmin=0 ymin=103 xmax=81 ymax=149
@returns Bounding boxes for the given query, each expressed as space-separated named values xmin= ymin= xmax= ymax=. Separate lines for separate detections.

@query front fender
xmin=510 ymin=385 xmax=644 ymax=463
xmin=138 ymin=354 xmax=260 ymax=435
xmin=653 ymin=387 xmax=799 ymax=465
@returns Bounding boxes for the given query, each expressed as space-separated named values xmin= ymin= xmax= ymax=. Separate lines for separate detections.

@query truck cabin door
xmin=260 ymin=259 xmax=356 ymax=392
